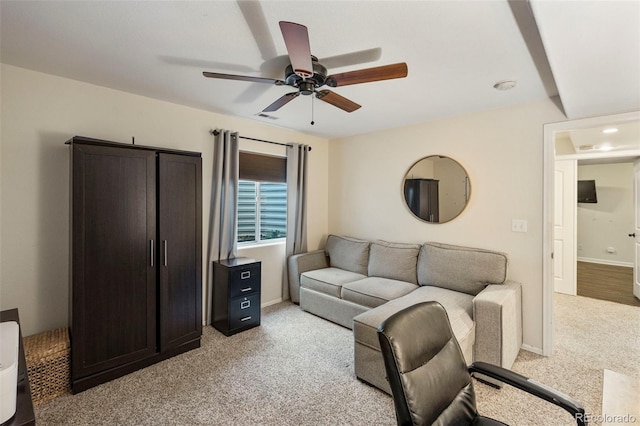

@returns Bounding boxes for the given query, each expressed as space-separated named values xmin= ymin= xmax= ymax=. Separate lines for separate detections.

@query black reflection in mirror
xmin=403 ymin=156 xmax=470 ymax=223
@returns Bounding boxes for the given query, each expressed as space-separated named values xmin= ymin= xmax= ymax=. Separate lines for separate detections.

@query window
xmin=237 ymin=150 xmax=287 ymax=244
xmin=238 ymin=180 xmax=287 ymax=243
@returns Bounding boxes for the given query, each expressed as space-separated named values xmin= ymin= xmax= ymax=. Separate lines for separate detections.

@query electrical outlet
xmin=512 ymin=219 xmax=528 ymax=233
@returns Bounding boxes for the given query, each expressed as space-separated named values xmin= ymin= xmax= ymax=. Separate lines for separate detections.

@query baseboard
xmin=521 ymin=343 xmax=544 ymax=355
xmin=577 ymin=257 xmax=633 ymax=268
xmin=262 ymin=298 xmax=284 ymax=308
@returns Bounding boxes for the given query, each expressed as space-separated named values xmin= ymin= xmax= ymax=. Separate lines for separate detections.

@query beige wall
xmin=1 ymin=63 xmax=570 ymax=350
xmin=0 ymin=64 xmax=329 ymax=336
xmin=329 ymin=98 xmax=566 ymax=350
xmin=577 ymin=162 xmax=634 ymax=265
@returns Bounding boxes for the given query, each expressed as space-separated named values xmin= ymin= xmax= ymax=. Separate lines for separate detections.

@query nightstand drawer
xmin=229 ymin=294 xmax=260 ymax=330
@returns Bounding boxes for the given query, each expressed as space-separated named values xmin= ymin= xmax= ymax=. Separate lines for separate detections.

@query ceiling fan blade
xmin=263 ymin=92 xmax=300 ymax=112
xmin=325 ymin=63 xmax=408 ymax=87
xmin=203 ymin=71 xmax=284 ymax=85
xmin=279 ymin=21 xmax=313 ymax=78
xmin=316 ymin=90 xmax=361 ymax=113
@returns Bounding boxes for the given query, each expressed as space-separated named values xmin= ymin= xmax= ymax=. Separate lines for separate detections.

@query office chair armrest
xmin=469 ymin=362 xmax=587 ymax=426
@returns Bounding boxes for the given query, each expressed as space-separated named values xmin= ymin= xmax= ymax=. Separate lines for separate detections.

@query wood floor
xmin=577 ymin=261 xmax=640 ymax=307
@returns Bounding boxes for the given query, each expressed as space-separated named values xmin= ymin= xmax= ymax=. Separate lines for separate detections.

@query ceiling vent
xmin=255 ymin=113 xmax=278 ymax=120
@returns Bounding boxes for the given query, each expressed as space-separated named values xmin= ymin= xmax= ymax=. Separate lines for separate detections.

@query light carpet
xmin=36 ymin=293 xmax=639 ymax=425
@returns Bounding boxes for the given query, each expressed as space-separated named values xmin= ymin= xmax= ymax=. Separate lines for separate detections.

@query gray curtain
xmin=206 ymin=129 xmax=239 ymax=323
xmin=283 ymin=143 xmax=309 ymax=302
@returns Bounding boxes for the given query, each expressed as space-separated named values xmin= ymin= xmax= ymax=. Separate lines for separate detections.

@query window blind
xmin=239 ymin=151 xmax=286 ymax=183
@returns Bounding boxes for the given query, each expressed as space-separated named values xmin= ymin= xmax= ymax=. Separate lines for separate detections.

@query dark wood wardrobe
xmin=68 ymin=136 xmax=202 ymax=392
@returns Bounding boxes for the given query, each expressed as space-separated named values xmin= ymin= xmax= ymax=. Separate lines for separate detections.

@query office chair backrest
xmin=378 ymin=301 xmax=479 ymax=426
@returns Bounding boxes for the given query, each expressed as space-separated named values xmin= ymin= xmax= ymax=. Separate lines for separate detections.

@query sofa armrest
xmin=473 ymin=281 xmax=522 ymax=369
xmin=287 ymin=250 xmax=329 ymax=303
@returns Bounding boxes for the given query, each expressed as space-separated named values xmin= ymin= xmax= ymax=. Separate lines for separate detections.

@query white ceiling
xmin=530 ymin=0 xmax=640 ymax=120
xmin=568 ymin=121 xmax=640 ymax=153
xmin=1 ymin=1 xmax=639 ymax=140
xmin=556 ymin=119 xmax=640 ymax=159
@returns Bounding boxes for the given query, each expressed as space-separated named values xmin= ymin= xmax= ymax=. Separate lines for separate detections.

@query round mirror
xmin=402 ymin=155 xmax=471 ymax=223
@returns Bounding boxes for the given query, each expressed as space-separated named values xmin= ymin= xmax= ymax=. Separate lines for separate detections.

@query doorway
xmin=557 ymin=158 xmax=639 ymax=304
xmin=543 ymin=111 xmax=640 ymax=356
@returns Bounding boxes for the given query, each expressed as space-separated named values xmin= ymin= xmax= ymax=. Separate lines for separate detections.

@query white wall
xmin=329 ymin=98 xmax=566 ymax=350
xmin=577 ymin=163 xmax=634 ymax=265
xmin=0 ymin=64 xmax=329 ymax=336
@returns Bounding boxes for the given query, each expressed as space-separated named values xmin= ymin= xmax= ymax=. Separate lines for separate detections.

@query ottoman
xmin=353 ymin=286 xmax=476 ymax=394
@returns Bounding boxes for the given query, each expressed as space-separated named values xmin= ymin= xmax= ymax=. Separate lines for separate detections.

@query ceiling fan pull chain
xmin=311 ymin=94 xmax=315 ymax=126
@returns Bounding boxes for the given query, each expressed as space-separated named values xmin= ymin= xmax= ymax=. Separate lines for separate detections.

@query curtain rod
xmin=210 ymin=129 xmax=311 ymax=151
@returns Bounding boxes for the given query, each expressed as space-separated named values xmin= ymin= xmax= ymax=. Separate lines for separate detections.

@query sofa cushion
xmin=325 ymin=235 xmax=370 ymax=275
xmin=417 ymin=242 xmax=508 ymax=296
xmin=367 ymin=240 xmax=421 ymax=284
xmin=353 ymin=286 xmax=475 ymax=353
xmin=300 ymin=267 xmax=367 ymax=298
xmin=341 ymin=277 xmax=419 ymax=308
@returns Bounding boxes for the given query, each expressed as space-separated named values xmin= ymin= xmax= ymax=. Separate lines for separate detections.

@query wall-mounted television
xmin=577 ymin=180 xmax=597 ymax=203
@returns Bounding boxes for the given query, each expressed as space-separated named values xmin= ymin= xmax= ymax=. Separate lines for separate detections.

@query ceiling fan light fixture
xmin=493 ymin=80 xmax=517 ymax=91
xmin=299 ymin=81 xmax=315 ymax=95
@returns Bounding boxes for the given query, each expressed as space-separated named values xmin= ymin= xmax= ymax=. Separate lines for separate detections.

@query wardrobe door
xmin=71 ymin=144 xmax=157 ymax=381
xmin=424 ymin=180 xmax=439 ymax=223
xmin=158 ymin=153 xmax=202 ymax=351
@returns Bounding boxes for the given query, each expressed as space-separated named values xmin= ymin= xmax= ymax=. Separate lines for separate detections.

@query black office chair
xmin=377 ymin=301 xmax=587 ymax=426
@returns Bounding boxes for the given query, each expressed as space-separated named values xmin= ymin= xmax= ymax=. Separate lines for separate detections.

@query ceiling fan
xmin=203 ymin=21 xmax=408 ymax=118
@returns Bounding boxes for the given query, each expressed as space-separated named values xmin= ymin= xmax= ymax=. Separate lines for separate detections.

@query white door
xmin=554 ymin=159 xmax=577 ymax=295
xmin=633 ymin=161 xmax=640 ymax=299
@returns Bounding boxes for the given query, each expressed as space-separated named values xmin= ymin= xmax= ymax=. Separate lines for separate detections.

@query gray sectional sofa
xmin=288 ymin=235 xmax=522 ymax=394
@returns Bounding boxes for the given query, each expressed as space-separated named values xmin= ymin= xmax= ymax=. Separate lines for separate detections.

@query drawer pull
xmin=240 ymin=316 xmax=252 ymax=322
xmin=240 ymin=287 xmax=252 ymax=293
xmin=240 ymin=271 xmax=251 ymax=279
xmin=240 ymin=300 xmax=251 ymax=309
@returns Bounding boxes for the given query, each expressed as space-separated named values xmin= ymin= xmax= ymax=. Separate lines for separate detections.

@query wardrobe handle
xmin=150 ymin=240 xmax=154 ymax=267
xmin=163 ymin=240 xmax=168 ymax=266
